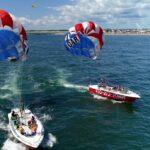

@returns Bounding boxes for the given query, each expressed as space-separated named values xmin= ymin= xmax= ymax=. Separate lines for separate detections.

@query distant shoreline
xmin=27 ymin=30 xmax=150 ymax=35
xmin=105 ymin=33 xmax=150 ymax=35
xmin=27 ymin=30 xmax=67 ymax=35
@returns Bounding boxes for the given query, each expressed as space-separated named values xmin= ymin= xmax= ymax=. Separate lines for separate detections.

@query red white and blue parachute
xmin=0 ymin=10 xmax=29 ymax=61
xmin=64 ymin=21 xmax=104 ymax=59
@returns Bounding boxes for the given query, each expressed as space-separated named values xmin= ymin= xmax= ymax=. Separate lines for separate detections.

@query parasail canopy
xmin=0 ymin=10 xmax=29 ymax=61
xmin=64 ymin=21 xmax=104 ymax=59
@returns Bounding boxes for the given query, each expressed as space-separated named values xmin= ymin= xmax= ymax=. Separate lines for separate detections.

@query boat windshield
xmin=113 ymin=85 xmax=128 ymax=93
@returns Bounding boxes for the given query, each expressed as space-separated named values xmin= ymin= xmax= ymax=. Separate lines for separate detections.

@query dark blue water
xmin=0 ymin=34 xmax=150 ymax=150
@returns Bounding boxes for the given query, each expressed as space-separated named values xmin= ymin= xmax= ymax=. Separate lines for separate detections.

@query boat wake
xmin=0 ymin=65 xmax=21 ymax=103
xmin=56 ymin=68 xmax=88 ymax=92
xmin=111 ymin=100 xmax=125 ymax=104
xmin=2 ymin=138 xmax=29 ymax=150
xmin=33 ymin=82 xmax=46 ymax=93
xmin=93 ymin=94 xmax=108 ymax=101
xmin=0 ymin=122 xmax=8 ymax=131
xmin=39 ymin=113 xmax=52 ymax=123
xmin=93 ymin=94 xmax=125 ymax=104
xmin=2 ymin=132 xmax=57 ymax=150
xmin=41 ymin=133 xmax=57 ymax=148
xmin=0 ymin=110 xmax=9 ymax=131
xmin=58 ymin=78 xmax=87 ymax=92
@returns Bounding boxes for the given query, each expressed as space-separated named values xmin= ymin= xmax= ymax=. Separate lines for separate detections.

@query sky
xmin=1 ymin=0 xmax=150 ymax=30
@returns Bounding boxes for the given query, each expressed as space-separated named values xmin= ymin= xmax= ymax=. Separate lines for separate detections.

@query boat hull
xmin=88 ymin=85 xmax=140 ymax=103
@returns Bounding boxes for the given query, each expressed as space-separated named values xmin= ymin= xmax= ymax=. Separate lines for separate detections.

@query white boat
xmin=8 ymin=108 xmax=44 ymax=148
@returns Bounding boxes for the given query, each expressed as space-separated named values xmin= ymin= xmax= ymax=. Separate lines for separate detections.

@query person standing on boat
xmin=11 ymin=110 xmax=19 ymax=126
xmin=11 ymin=111 xmax=18 ymax=120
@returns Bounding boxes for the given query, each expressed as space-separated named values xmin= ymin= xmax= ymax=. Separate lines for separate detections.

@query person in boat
xmin=17 ymin=125 xmax=26 ymax=135
xmin=99 ymin=79 xmax=107 ymax=88
xmin=11 ymin=111 xmax=20 ymax=126
xmin=28 ymin=116 xmax=36 ymax=127
xmin=28 ymin=116 xmax=38 ymax=135
xmin=31 ymin=123 xmax=38 ymax=135
xmin=113 ymin=86 xmax=118 ymax=90
xmin=11 ymin=111 xmax=19 ymax=120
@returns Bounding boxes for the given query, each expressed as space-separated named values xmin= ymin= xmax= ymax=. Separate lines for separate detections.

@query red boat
xmin=88 ymin=83 xmax=140 ymax=103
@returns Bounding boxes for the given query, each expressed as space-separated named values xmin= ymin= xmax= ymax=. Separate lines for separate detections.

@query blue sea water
xmin=0 ymin=34 xmax=150 ymax=150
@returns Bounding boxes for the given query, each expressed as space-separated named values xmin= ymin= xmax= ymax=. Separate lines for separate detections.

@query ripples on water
xmin=0 ymin=34 xmax=150 ymax=149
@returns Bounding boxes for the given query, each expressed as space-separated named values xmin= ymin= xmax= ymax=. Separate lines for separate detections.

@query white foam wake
xmin=0 ymin=110 xmax=9 ymax=131
xmin=55 ymin=68 xmax=88 ymax=92
xmin=2 ymin=131 xmax=57 ymax=150
xmin=93 ymin=94 xmax=124 ymax=104
xmin=41 ymin=133 xmax=57 ymax=148
xmin=39 ymin=113 xmax=52 ymax=122
xmin=0 ymin=122 xmax=9 ymax=131
xmin=0 ymin=65 xmax=21 ymax=102
xmin=58 ymin=79 xmax=88 ymax=92
xmin=111 ymin=100 xmax=124 ymax=104
xmin=93 ymin=94 xmax=108 ymax=101
xmin=2 ymin=139 xmax=29 ymax=150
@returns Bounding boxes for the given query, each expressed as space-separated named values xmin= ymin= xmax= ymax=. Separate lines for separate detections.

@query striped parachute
xmin=0 ymin=10 xmax=29 ymax=61
xmin=64 ymin=21 xmax=104 ymax=59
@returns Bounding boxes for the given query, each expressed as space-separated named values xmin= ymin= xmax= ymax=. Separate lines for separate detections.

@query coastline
xmin=27 ymin=30 xmax=150 ymax=35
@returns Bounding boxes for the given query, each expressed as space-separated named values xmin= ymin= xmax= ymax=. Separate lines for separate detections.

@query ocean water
xmin=0 ymin=34 xmax=150 ymax=150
